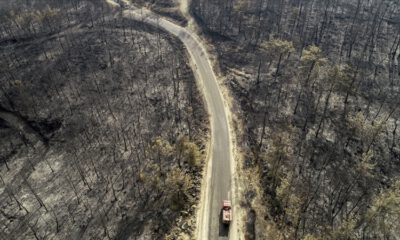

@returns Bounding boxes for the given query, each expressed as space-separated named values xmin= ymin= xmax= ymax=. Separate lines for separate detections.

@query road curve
xmin=121 ymin=7 xmax=234 ymax=240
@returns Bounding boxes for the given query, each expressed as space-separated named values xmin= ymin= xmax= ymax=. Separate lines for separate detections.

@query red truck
xmin=222 ymin=200 xmax=232 ymax=225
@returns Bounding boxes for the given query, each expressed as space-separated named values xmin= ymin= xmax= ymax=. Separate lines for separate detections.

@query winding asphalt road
xmin=120 ymin=5 xmax=233 ymax=240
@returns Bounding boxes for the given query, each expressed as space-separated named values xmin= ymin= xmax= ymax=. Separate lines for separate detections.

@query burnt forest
xmin=191 ymin=0 xmax=400 ymax=239
xmin=1 ymin=0 xmax=400 ymax=239
xmin=0 ymin=0 xmax=208 ymax=239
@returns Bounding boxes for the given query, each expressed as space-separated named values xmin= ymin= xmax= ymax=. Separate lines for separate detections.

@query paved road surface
xmin=122 ymin=7 xmax=233 ymax=240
